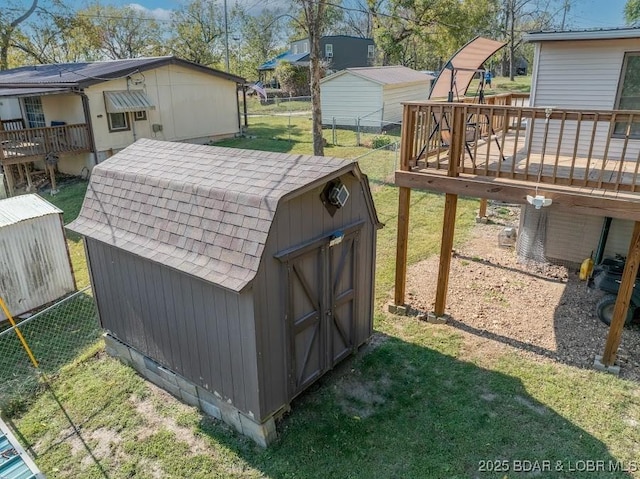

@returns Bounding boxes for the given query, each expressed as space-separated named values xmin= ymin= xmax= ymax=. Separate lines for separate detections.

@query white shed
xmin=0 ymin=194 xmax=75 ymax=320
xmin=320 ymin=66 xmax=433 ymax=128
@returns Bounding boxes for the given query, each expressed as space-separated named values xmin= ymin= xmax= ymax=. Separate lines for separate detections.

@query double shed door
xmin=285 ymin=228 xmax=361 ymax=397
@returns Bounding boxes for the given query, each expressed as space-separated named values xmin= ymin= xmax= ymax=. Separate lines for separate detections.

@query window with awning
xmin=103 ymin=90 xmax=155 ymax=113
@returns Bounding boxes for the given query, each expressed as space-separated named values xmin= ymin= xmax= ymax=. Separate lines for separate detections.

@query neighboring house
xmin=258 ymin=36 xmax=375 ymax=82
xmin=0 ymin=57 xmax=245 ymax=195
xmin=320 ymin=66 xmax=433 ymax=127
xmin=519 ymin=27 xmax=640 ymax=264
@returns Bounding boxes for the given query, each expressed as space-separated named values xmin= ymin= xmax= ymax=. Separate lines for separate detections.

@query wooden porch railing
xmin=0 ymin=123 xmax=91 ymax=164
xmin=400 ymin=98 xmax=640 ymax=193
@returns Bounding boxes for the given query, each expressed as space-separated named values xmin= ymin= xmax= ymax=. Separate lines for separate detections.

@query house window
xmin=293 ymin=44 xmax=298 ymax=54
xmin=614 ymin=52 xmax=640 ymax=138
xmin=325 ymin=43 xmax=333 ymax=58
xmin=108 ymin=112 xmax=130 ymax=132
xmin=23 ymin=97 xmax=46 ymax=128
xmin=304 ymin=42 xmax=309 ymax=53
xmin=134 ymin=110 xmax=147 ymax=121
xmin=367 ymin=44 xmax=375 ymax=59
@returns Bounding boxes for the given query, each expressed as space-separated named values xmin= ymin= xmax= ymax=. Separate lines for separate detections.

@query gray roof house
xmin=0 ymin=57 xmax=245 ymax=195
xmin=68 ymin=138 xmax=381 ymax=446
xmin=259 ymin=35 xmax=375 ymax=75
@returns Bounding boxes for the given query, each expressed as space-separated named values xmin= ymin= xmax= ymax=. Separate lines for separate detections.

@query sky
xmin=9 ymin=0 xmax=631 ymax=29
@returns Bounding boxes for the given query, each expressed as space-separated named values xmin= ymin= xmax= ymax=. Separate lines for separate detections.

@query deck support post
xmin=2 ymin=164 xmax=14 ymax=197
xmin=393 ymin=104 xmax=417 ymax=306
xmin=394 ymin=187 xmax=411 ymax=305
xmin=433 ymin=105 xmax=465 ymax=318
xmin=23 ymin=164 xmax=33 ymax=192
xmin=478 ymin=198 xmax=488 ymax=222
xmin=434 ymin=193 xmax=458 ymax=316
xmin=600 ymin=221 xmax=640 ymax=368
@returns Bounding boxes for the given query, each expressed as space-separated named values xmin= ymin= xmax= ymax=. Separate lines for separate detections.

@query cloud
xmin=127 ymin=3 xmax=173 ymax=21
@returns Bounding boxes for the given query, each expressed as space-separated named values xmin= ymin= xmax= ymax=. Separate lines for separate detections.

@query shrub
xmin=276 ymin=62 xmax=310 ymax=97
xmin=371 ymin=134 xmax=392 ymax=149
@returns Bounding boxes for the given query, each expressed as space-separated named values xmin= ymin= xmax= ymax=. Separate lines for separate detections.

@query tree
xmin=276 ymin=62 xmax=310 ymax=95
xmin=169 ymin=0 xmax=225 ymax=67
xmin=625 ymin=0 xmax=640 ymax=24
xmin=71 ymin=3 xmax=165 ymax=60
xmin=295 ymin=0 xmax=329 ymax=156
xmin=235 ymin=8 xmax=286 ymax=79
xmin=0 ymin=0 xmax=38 ymax=69
xmin=368 ymin=0 xmax=498 ymax=70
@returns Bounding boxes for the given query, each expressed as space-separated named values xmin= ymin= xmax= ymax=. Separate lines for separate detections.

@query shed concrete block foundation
xmin=103 ymin=333 xmax=277 ymax=446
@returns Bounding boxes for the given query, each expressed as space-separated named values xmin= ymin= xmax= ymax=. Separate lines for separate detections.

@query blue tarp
xmin=258 ymin=51 xmax=310 ymax=71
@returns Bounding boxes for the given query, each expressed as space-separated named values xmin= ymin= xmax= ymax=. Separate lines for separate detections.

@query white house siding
xmin=0 ymin=97 xmax=21 ymax=119
xmin=321 ymin=74 xmax=383 ymax=126
xmin=529 ymin=38 xmax=640 ymax=162
xmin=382 ymin=81 xmax=430 ymax=124
xmin=88 ymin=64 xmax=239 ymax=158
xmin=40 ymin=93 xmax=90 ymax=175
xmin=522 ymin=206 xmax=634 ymax=265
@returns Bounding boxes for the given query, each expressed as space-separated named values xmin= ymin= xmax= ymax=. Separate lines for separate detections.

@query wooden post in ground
xmin=2 ymin=164 xmax=14 ymax=197
xmin=478 ymin=198 xmax=488 ymax=220
xmin=48 ymin=163 xmax=57 ymax=194
xmin=433 ymin=105 xmax=465 ymax=317
xmin=601 ymin=221 xmax=640 ymax=366
xmin=394 ymin=104 xmax=417 ymax=306
xmin=24 ymin=164 xmax=33 ymax=192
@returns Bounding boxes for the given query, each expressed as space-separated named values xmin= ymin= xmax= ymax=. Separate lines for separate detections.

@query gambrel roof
xmin=68 ymin=139 xmax=378 ymax=292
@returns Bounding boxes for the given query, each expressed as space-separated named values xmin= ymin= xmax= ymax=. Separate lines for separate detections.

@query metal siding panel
xmin=155 ymin=262 xmax=179 ymax=373
xmin=543 ymin=209 xmax=602 ymax=264
xmin=180 ymin=273 xmax=201 ymax=383
xmin=200 ymin=282 xmax=224 ymax=393
xmin=191 ymin=280 xmax=214 ymax=391
xmin=213 ymin=287 xmax=235 ymax=401
xmin=225 ymin=293 xmax=247 ymax=412
xmin=238 ymin=292 xmax=261 ymax=418
xmin=605 ymin=218 xmax=634 ymax=258
xmin=0 ymin=214 xmax=75 ymax=320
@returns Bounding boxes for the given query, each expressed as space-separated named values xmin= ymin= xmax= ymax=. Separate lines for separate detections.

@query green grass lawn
xmin=8 ymin=114 xmax=640 ymax=479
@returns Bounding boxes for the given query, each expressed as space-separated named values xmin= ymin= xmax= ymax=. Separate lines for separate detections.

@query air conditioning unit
xmin=326 ymin=51 xmax=333 ymax=58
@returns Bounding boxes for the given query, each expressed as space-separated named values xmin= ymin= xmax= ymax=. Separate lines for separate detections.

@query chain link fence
xmin=0 ymin=287 xmax=100 ymax=414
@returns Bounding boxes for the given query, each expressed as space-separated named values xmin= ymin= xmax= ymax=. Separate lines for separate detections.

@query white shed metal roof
xmin=321 ymin=66 xmax=432 ymax=86
xmin=0 ymin=194 xmax=62 ymax=228
xmin=524 ymin=27 xmax=640 ymax=43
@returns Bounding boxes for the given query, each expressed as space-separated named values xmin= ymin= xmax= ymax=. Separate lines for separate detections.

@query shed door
xmin=286 ymin=229 xmax=360 ymax=397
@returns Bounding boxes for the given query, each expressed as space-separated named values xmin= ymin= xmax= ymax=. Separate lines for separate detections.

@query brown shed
xmin=68 ymin=139 xmax=381 ymax=445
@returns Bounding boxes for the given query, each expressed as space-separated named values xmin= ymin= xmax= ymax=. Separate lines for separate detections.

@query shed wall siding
xmin=382 ymin=82 xmax=430 ymax=123
xmin=0 ymin=214 xmax=75 ymax=319
xmin=529 ymin=39 xmax=640 ymax=159
xmin=320 ymin=75 xmax=382 ymax=126
xmin=87 ymin=64 xmax=239 ymax=154
xmin=252 ymin=172 xmax=375 ymax=419
xmin=87 ymin=239 xmax=262 ymax=418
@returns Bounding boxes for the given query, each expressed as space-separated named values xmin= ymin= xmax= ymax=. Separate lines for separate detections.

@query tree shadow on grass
xmin=198 ymin=334 xmax=631 ymax=479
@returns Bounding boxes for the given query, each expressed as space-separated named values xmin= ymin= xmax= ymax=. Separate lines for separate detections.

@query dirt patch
xmin=131 ymin=384 xmax=209 ymax=455
xmin=333 ymin=372 xmax=392 ymax=419
xmin=403 ymin=203 xmax=640 ymax=381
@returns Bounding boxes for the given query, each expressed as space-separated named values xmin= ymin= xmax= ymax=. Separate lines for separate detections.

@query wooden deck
xmin=397 ymin=99 xmax=640 ymax=218
xmin=0 ymin=123 xmax=91 ymax=195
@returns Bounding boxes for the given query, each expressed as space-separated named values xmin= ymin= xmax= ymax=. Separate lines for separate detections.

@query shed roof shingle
xmin=67 ymin=139 xmax=356 ymax=292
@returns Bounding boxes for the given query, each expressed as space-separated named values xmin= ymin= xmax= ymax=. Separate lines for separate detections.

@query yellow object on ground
xmin=579 ymin=257 xmax=594 ymax=280
xmin=0 ymin=297 xmax=39 ymax=368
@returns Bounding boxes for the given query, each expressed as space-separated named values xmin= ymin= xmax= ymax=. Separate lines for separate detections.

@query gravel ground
xmin=404 ymin=203 xmax=640 ymax=381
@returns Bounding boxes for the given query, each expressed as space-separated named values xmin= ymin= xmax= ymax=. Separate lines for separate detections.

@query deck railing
xmin=400 ymin=97 xmax=640 ymax=193
xmin=0 ymin=123 xmax=91 ymax=163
